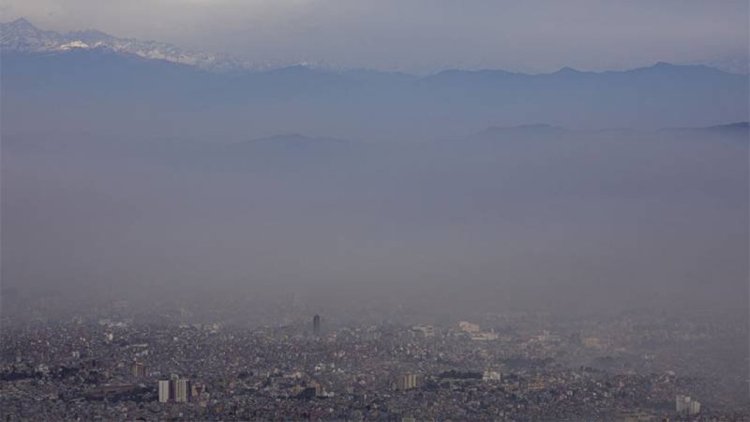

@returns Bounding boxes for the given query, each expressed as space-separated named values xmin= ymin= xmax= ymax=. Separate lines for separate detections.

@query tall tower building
xmin=174 ymin=379 xmax=191 ymax=403
xmin=313 ymin=314 xmax=321 ymax=336
xmin=158 ymin=380 xmax=170 ymax=403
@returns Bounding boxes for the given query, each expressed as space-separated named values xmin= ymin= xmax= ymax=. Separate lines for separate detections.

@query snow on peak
xmin=58 ymin=40 xmax=91 ymax=50
xmin=0 ymin=18 xmax=251 ymax=72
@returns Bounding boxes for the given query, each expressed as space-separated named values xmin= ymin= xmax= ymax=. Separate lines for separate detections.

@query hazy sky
xmin=2 ymin=0 xmax=747 ymax=72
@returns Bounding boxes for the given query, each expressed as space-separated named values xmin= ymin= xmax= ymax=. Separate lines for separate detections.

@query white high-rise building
xmin=175 ymin=379 xmax=191 ymax=403
xmin=688 ymin=400 xmax=701 ymax=415
xmin=676 ymin=394 xmax=701 ymax=415
xmin=158 ymin=380 xmax=170 ymax=403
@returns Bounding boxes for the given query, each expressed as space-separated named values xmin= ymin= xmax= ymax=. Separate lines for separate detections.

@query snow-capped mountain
xmin=0 ymin=18 xmax=249 ymax=72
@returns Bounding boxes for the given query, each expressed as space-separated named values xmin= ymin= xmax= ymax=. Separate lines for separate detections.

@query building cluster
xmin=394 ymin=373 xmax=421 ymax=391
xmin=158 ymin=377 xmax=195 ymax=403
xmin=675 ymin=394 xmax=701 ymax=416
xmin=1 ymin=308 xmax=747 ymax=420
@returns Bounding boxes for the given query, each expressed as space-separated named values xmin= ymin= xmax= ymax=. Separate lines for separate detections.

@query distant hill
xmin=700 ymin=122 xmax=749 ymax=133
xmin=465 ymin=122 xmax=749 ymax=142
xmin=658 ymin=122 xmax=750 ymax=140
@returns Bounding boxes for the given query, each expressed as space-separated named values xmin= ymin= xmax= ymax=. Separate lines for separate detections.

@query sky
xmin=1 ymin=0 xmax=748 ymax=73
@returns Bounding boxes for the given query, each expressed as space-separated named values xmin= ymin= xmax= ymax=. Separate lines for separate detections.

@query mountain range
xmin=2 ymin=18 xmax=748 ymax=142
xmin=0 ymin=17 xmax=247 ymax=71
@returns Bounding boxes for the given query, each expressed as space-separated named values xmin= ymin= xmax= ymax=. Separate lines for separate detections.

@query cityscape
xmin=2 ymin=1 xmax=749 ymax=420
xmin=1 ymin=296 xmax=747 ymax=420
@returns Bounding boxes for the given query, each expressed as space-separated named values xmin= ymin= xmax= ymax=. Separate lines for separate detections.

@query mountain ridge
xmin=0 ymin=17 xmax=247 ymax=72
xmin=2 ymin=18 xmax=748 ymax=140
xmin=1 ymin=18 xmax=742 ymax=78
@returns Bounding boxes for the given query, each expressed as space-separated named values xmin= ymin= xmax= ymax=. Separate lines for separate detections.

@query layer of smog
xmin=1 ymin=9 xmax=748 ymax=420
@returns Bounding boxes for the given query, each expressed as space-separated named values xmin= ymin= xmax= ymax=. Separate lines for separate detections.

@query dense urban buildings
xmin=1 ymin=297 xmax=747 ymax=421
